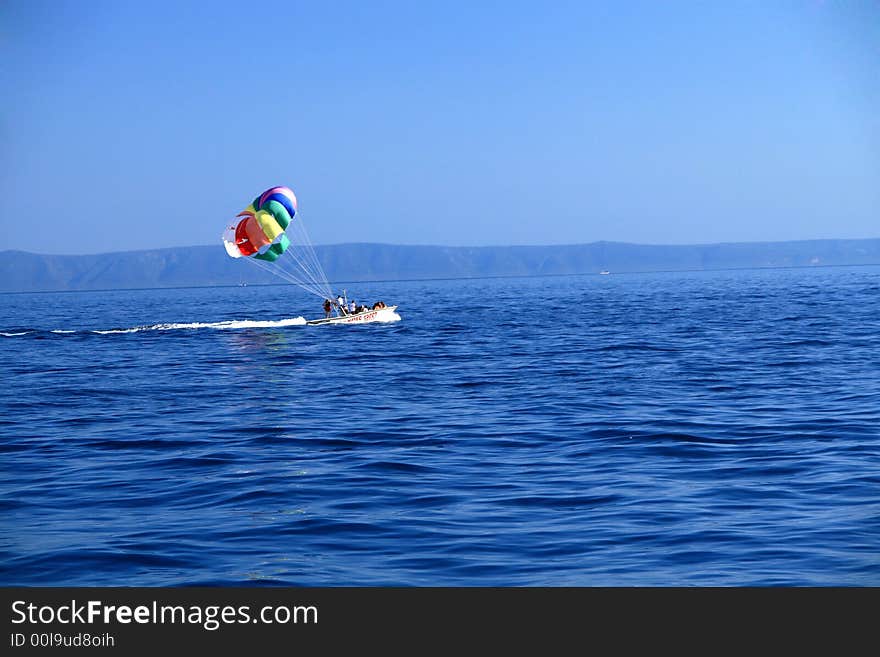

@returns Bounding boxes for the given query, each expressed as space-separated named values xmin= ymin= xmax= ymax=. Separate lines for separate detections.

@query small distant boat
xmin=600 ymin=270 xmax=610 ymax=275
xmin=307 ymin=305 xmax=398 ymax=326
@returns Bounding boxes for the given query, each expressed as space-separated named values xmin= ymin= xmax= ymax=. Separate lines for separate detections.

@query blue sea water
xmin=1 ymin=266 xmax=879 ymax=586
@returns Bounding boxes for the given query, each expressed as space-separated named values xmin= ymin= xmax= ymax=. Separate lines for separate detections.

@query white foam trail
xmin=375 ymin=310 xmax=402 ymax=323
xmin=93 ymin=317 xmax=307 ymax=335
xmin=6 ymin=312 xmax=392 ymax=336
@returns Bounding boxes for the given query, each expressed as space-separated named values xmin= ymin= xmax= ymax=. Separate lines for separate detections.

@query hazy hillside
xmin=2 ymin=239 xmax=879 ymax=293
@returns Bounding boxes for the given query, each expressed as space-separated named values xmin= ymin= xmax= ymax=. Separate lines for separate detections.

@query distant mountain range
xmin=2 ymin=239 xmax=879 ymax=293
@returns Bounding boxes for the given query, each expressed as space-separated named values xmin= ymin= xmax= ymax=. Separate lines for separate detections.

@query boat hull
xmin=306 ymin=306 xmax=398 ymax=325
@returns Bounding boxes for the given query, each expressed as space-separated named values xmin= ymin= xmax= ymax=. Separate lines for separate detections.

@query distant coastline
xmin=2 ymin=238 xmax=879 ymax=293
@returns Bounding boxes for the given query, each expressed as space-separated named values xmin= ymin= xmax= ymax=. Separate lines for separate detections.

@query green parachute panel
xmin=254 ymin=235 xmax=290 ymax=261
xmin=254 ymin=248 xmax=280 ymax=262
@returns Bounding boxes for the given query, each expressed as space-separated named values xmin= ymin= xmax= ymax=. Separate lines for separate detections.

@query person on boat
xmin=372 ymin=301 xmax=386 ymax=310
xmin=350 ymin=300 xmax=357 ymax=314
xmin=337 ymin=294 xmax=347 ymax=315
xmin=323 ymin=299 xmax=332 ymax=318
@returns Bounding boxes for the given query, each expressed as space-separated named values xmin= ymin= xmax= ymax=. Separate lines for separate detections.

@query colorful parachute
xmin=223 ymin=186 xmax=298 ymax=262
xmin=222 ymin=186 xmax=334 ymax=301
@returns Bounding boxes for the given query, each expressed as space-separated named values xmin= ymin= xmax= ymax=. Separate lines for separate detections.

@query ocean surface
xmin=1 ymin=266 xmax=878 ymax=586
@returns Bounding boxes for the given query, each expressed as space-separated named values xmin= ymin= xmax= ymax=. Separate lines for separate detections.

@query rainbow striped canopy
xmin=222 ymin=186 xmax=298 ymax=262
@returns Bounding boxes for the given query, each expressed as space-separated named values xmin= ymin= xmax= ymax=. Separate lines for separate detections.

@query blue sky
xmin=1 ymin=0 xmax=877 ymax=254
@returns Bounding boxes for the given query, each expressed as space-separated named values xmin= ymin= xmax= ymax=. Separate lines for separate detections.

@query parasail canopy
xmin=223 ymin=186 xmax=333 ymax=301
xmin=223 ymin=186 xmax=297 ymax=261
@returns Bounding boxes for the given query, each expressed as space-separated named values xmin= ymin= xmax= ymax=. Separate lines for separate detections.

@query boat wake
xmin=2 ymin=310 xmax=402 ymax=337
xmin=1 ymin=317 xmax=308 ymax=337
xmin=94 ymin=317 xmax=309 ymax=334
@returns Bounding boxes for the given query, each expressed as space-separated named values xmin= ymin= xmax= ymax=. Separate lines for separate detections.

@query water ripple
xmin=1 ymin=268 xmax=879 ymax=585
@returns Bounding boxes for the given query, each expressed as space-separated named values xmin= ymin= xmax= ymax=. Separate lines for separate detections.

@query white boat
xmin=307 ymin=305 xmax=399 ymax=326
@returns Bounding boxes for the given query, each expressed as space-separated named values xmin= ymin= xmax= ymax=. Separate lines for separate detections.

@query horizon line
xmin=4 ymin=235 xmax=880 ymax=259
xmin=3 ymin=260 xmax=880 ymax=297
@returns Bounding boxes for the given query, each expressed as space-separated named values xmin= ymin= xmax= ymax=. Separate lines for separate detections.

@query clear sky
xmin=1 ymin=0 xmax=878 ymax=254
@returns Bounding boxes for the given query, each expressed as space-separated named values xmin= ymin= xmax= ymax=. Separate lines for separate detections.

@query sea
xmin=1 ymin=266 xmax=878 ymax=586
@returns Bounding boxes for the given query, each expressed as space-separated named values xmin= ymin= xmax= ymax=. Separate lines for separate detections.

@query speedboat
xmin=307 ymin=306 xmax=399 ymax=325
